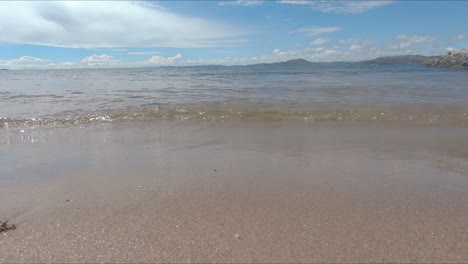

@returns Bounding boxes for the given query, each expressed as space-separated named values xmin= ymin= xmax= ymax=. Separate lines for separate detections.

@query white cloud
xmin=14 ymin=56 xmax=49 ymax=63
xmin=219 ymin=0 xmax=263 ymax=6
xmin=272 ymin=48 xmax=294 ymax=56
xmin=295 ymin=26 xmax=341 ymax=36
xmin=127 ymin=51 xmax=161 ymax=55
xmin=312 ymin=38 xmax=330 ymax=45
xmin=445 ymin=47 xmax=464 ymax=53
xmin=272 ymin=48 xmax=284 ymax=55
xmin=279 ymin=0 xmax=393 ymax=14
xmin=272 ymin=48 xmax=296 ymax=56
xmin=81 ymin=54 xmax=119 ymax=66
xmin=396 ymin=34 xmax=436 ymax=48
xmin=144 ymin=54 xmax=182 ymax=65
xmin=0 ymin=56 xmax=50 ymax=67
xmin=0 ymin=1 xmax=245 ymax=48
xmin=340 ymin=38 xmax=373 ymax=49
xmin=349 ymin=45 xmax=361 ymax=51
xmin=342 ymin=38 xmax=373 ymax=46
xmin=278 ymin=0 xmax=311 ymax=5
xmin=449 ymin=34 xmax=464 ymax=42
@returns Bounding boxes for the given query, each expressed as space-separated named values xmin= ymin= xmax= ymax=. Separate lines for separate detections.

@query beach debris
xmin=213 ymin=169 xmax=217 ymax=172
xmin=139 ymin=185 xmax=143 ymax=188
xmin=65 ymin=199 xmax=74 ymax=203
xmin=234 ymin=233 xmax=240 ymax=239
xmin=0 ymin=220 xmax=16 ymax=233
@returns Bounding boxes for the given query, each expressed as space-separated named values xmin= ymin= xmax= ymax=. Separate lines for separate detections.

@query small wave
xmin=7 ymin=94 xmax=64 ymax=99
xmin=2 ymin=101 xmax=468 ymax=129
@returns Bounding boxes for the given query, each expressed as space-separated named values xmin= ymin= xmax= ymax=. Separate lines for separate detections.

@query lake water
xmin=1 ymin=64 xmax=468 ymax=127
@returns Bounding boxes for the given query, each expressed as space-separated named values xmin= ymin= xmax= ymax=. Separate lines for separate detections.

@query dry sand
xmin=1 ymin=121 xmax=468 ymax=262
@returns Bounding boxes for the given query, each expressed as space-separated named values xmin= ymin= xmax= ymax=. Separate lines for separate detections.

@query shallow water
xmin=1 ymin=122 xmax=468 ymax=262
xmin=1 ymin=65 xmax=468 ymax=127
xmin=2 ymin=63 xmax=468 ymax=261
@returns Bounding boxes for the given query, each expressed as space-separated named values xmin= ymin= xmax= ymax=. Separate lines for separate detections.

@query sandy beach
xmin=2 ymin=0 xmax=468 ymax=262
xmin=1 ymin=121 xmax=468 ymax=262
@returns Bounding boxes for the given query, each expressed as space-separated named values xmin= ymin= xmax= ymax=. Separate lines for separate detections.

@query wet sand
xmin=1 ymin=121 xmax=468 ymax=262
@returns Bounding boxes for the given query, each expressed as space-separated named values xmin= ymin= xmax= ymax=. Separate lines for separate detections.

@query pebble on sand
xmin=0 ymin=221 xmax=16 ymax=233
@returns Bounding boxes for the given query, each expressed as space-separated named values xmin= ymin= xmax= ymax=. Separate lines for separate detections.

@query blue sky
xmin=0 ymin=0 xmax=467 ymax=69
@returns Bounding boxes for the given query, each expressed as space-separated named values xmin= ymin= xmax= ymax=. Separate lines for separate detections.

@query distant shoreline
xmin=5 ymin=54 xmax=468 ymax=71
xmin=0 ymin=55 xmax=445 ymax=71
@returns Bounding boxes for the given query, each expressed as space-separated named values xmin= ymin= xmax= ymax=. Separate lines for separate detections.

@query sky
xmin=0 ymin=0 xmax=467 ymax=69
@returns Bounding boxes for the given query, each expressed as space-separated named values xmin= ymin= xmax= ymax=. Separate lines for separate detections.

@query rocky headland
xmin=424 ymin=53 xmax=468 ymax=69
xmin=360 ymin=55 xmax=437 ymax=65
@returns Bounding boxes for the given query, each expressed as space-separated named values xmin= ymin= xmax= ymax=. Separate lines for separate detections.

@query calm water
xmin=1 ymin=64 xmax=468 ymax=127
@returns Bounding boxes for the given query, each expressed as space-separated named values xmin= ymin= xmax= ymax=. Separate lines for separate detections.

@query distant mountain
xmin=425 ymin=53 xmax=468 ymax=69
xmin=272 ymin=58 xmax=313 ymax=66
xmin=146 ymin=55 xmax=456 ymax=69
xmin=250 ymin=58 xmax=313 ymax=67
xmin=246 ymin=55 xmax=442 ymax=68
xmin=359 ymin=55 xmax=438 ymax=65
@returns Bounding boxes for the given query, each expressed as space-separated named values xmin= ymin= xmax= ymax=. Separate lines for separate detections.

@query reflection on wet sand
xmin=1 ymin=121 xmax=468 ymax=262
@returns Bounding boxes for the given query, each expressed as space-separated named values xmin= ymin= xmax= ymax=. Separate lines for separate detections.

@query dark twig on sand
xmin=0 ymin=220 xmax=16 ymax=233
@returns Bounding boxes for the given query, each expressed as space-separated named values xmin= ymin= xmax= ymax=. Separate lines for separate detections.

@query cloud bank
xmin=312 ymin=38 xmax=331 ymax=45
xmin=219 ymin=0 xmax=264 ymax=6
xmin=81 ymin=54 xmax=120 ymax=66
xmin=396 ymin=34 xmax=436 ymax=48
xmin=295 ymin=26 xmax=341 ymax=36
xmin=449 ymin=34 xmax=465 ymax=42
xmin=127 ymin=51 xmax=161 ymax=56
xmin=279 ymin=0 xmax=394 ymax=14
xmin=144 ymin=54 xmax=183 ymax=65
xmin=0 ymin=1 xmax=245 ymax=48
xmin=0 ymin=56 xmax=50 ymax=67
